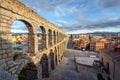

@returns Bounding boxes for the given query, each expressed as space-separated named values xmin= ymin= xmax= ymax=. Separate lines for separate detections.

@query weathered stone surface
xmin=2 ymin=53 xmax=8 ymax=58
xmin=0 ymin=68 xmax=17 ymax=80
xmin=0 ymin=0 xmax=69 ymax=79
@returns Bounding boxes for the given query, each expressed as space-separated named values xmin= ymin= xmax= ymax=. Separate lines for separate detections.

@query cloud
xmin=90 ymin=18 xmax=120 ymax=28
xmin=18 ymin=0 xmax=120 ymax=33
xmin=98 ymin=0 xmax=120 ymax=8
xmin=11 ymin=20 xmax=29 ymax=33
xmin=19 ymin=0 xmax=70 ymax=12
xmin=19 ymin=0 xmax=89 ymax=17
xmin=11 ymin=29 xmax=29 ymax=33
xmin=54 ymin=7 xmax=67 ymax=17
xmin=56 ymin=17 xmax=120 ymax=32
xmin=67 ymin=26 xmax=120 ymax=34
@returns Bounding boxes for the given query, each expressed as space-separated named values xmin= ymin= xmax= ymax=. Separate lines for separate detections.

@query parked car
xmin=93 ymin=60 xmax=100 ymax=66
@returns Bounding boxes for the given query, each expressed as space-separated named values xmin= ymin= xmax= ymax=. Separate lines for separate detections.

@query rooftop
xmin=75 ymin=57 xmax=99 ymax=66
xmin=102 ymin=48 xmax=120 ymax=63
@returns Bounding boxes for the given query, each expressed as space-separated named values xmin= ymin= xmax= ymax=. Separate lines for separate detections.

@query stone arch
xmin=18 ymin=62 xmax=38 ymax=80
xmin=48 ymin=29 xmax=52 ymax=47
xmin=10 ymin=20 xmax=35 ymax=61
xmin=40 ymin=54 xmax=49 ymax=78
xmin=10 ymin=19 xmax=34 ymax=34
xmin=49 ymin=49 xmax=55 ymax=70
xmin=37 ymin=26 xmax=46 ymax=51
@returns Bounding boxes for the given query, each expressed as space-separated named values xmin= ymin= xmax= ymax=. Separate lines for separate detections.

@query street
xmin=43 ymin=39 xmax=98 ymax=80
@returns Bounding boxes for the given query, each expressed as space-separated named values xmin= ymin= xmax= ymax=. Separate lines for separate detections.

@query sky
xmin=11 ymin=0 xmax=120 ymax=34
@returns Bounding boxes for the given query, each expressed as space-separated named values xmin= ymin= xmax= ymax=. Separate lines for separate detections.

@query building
xmin=90 ymin=37 xmax=107 ymax=52
xmin=95 ymin=41 xmax=105 ymax=52
xmin=72 ymin=38 xmax=80 ymax=49
xmin=90 ymin=41 xmax=96 ymax=51
xmin=100 ymin=44 xmax=120 ymax=80
xmin=80 ymin=40 xmax=89 ymax=50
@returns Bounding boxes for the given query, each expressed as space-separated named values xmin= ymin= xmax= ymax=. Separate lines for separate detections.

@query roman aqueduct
xmin=0 ymin=0 xmax=69 ymax=79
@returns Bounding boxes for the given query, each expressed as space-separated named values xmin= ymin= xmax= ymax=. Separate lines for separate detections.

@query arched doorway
xmin=18 ymin=62 xmax=38 ymax=80
xmin=50 ymin=50 xmax=55 ymax=70
xmin=40 ymin=54 xmax=49 ymax=78
xmin=37 ymin=26 xmax=46 ymax=51
xmin=11 ymin=20 xmax=33 ymax=61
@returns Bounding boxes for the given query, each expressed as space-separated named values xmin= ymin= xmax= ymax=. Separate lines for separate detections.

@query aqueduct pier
xmin=0 ymin=0 xmax=69 ymax=79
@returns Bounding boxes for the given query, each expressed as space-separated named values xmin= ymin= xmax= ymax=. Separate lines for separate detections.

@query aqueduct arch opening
xmin=54 ymin=47 xmax=58 ymax=65
xmin=53 ymin=31 xmax=56 ymax=44
xmin=10 ymin=20 xmax=34 ymax=60
xmin=48 ymin=29 xmax=52 ymax=47
xmin=37 ymin=26 xmax=46 ymax=51
xmin=49 ymin=50 xmax=55 ymax=70
xmin=40 ymin=54 xmax=49 ymax=78
xmin=18 ymin=62 xmax=38 ymax=80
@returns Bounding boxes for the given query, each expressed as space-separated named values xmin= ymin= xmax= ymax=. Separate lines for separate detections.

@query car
xmin=93 ymin=60 xmax=100 ymax=66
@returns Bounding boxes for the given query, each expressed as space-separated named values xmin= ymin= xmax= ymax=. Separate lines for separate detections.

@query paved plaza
xmin=42 ymin=39 xmax=99 ymax=80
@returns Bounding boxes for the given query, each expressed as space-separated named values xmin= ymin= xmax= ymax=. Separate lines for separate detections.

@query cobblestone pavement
xmin=42 ymin=39 xmax=98 ymax=80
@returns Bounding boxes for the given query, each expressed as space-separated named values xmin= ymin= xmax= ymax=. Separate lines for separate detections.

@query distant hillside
xmin=68 ymin=32 xmax=120 ymax=35
xmin=87 ymin=32 xmax=120 ymax=34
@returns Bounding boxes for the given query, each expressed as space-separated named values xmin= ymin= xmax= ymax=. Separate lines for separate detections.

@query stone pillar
xmin=45 ymin=33 xmax=48 ymax=49
xmin=51 ymin=32 xmax=54 ymax=46
xmin=55 ymin=50 xmax=58 ymax=66
xmin=48 ymin=56 xmax=51 ymax=75
xmin=0 ymin=32 xmax=13 ymax=68
xmin=28 ymin=33 xmax=38 ymax=55
xmin=0 ymin=14 xmax=13 ymax=68
xmin=57 ymin=46 xmax=60 ymax=64
xmin=57 ymin=32 xmax=58 ymax=43
xmin=42 ymin=33 xmax=47 ymax=49
xmin=37 ymin=64 xmax=42 ymax=79
xmin=59 ymin=45 xmax=61 ymax=62
xmin=58 ymin=33 xmax=60 ymax=42
xmin=55 ymin=34 xmax=57 ymax=44
xmin=65 ymin=40 xmax=68 ymax=50
xmin=48 ymin=31 xmax=52 ymax=47
xmin=58 ymin=33 xmax=59 ymax=43
xmin=53 ymin=34 xmax=55 ymax=45
xmin=53 ymin=32 xmax=57 ymax=44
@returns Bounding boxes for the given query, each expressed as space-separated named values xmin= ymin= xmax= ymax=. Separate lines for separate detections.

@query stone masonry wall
xmin=0 ymin=0 xmax=69 ymax=79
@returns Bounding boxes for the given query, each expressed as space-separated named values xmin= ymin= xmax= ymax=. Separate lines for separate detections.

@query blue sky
xmin=11 ymin=0 xmax=120 ymax=34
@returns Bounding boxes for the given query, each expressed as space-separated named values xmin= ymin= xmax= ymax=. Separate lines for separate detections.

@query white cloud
xmin=54 ymin=7 xmax=67 ymax=17
xmin=67 ymin=26 xmax=120 ymax=34
xmin=56 ymin=17 xmax=120 ymax=33
xmin=19 ymin=0 xmax=120 ymax=33
xmin=98 ymin=0 xmax=120 ymax=8
xmin=11 ymin=29 xmax=28 ymax=33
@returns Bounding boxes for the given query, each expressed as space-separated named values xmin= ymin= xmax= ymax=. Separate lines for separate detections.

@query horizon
xmin=12 ymin=31 xmax=120 ymax=34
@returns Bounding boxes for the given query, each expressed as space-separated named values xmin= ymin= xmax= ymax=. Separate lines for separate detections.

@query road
xmin=43 ymin=39 xmax=98 ymax=80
